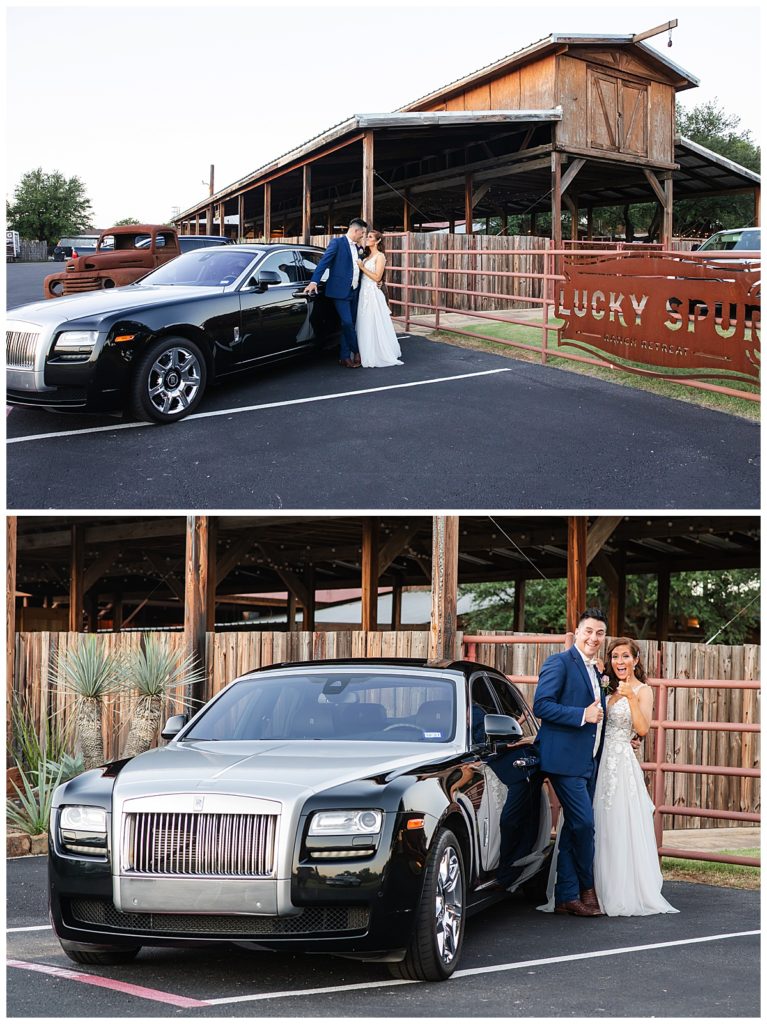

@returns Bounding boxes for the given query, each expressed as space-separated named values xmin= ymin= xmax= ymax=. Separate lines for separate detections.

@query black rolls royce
xmin=7 ymin=244 xmax=340 ymax=423
xmin=48 ymin=659 xmax=553 ymax=982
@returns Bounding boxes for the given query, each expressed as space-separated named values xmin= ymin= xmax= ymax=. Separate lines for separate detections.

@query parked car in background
xmin=53 ymin=235 xmax=99 ymax=261
xmin=695 ymin=226 xmax=761 ymax=253
xmin=8 ymin=244 xmax=341 ymax=422
xmin=43 ymin=225 xmax=233 ymax=299
xmin=48 ymin=659 xmax=552 ymax=981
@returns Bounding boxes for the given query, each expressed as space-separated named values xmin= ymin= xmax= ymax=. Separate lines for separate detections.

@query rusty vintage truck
xmin=43 ymin=225 xmax=231 ymax=298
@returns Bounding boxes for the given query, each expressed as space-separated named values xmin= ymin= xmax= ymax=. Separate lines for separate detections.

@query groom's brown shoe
xmin=580 ymin=887 xmax=603 ymax=913
xmin=554 ymin=898 xmax=602 ymax=917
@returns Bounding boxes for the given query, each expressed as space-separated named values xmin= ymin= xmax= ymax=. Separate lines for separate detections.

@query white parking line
xmin=6 ymin=368 xmax=511 ymax=445
xmin=203 ymin=930 xmax=759 ymax=1005
xmin=7 ymin=925 xmax=52 ymax=933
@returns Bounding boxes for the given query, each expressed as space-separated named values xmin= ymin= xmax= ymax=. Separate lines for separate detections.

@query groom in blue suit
xmin=304 ymin=217 xmax=367 ymax=367
xmin=533 ymin=608 xmax=609 ymax=917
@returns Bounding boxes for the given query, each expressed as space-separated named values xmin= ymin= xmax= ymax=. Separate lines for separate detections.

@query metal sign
xmin=556 ymin=253 xmax=761 ymax=384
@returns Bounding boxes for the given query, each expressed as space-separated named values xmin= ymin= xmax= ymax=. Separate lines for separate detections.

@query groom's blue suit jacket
xmin=533 ymin=646 xmax=607 ymax=778
xmin=310 ymin=236 xmax=358 ymax=299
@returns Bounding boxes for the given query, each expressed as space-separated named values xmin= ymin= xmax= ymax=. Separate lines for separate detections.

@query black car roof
xmin=240 ymin=658 xmax=486 ymax=677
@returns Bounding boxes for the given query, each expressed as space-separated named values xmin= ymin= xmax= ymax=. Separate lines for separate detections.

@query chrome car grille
xmin=6 ymin=330 xmax=40 ymax=369
xmin=123 ymin=811 xmax=278 ymax=876
xmin=70 ymin=898 xmax=369 ymax=935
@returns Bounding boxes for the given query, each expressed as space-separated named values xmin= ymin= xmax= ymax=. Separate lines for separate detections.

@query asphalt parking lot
xmin=6 ymin=855 xmax=759 ymax=1017
xmin=7 ymin=263 xmax=760 ymax=509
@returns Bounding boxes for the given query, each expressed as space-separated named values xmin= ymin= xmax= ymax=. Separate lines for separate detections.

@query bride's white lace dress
xmin=593 ymin=688 xmax=679 ymax=916
xmin=356 ymin=257 xmax=403 ymax=368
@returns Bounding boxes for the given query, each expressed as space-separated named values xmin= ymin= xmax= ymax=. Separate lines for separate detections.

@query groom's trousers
xmin=547 ymin=762 xmax=598 ymax=903
xmin=333 ymin=286 xmax=360 ymax=360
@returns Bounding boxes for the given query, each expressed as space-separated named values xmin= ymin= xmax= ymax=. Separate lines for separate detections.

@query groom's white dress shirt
xmin=575 ymin=645 xmax=603 ymax=756
xmin=347 ymin=237 xmax=360 ymax=289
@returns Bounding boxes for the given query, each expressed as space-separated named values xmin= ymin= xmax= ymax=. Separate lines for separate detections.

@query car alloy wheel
xmin=434 ymin=843 xmax=463 ymax=966
xmin=389 ymin=826 xmax=466 ymax=981
xmin=147 ymin=346 xmax=202 ymax=417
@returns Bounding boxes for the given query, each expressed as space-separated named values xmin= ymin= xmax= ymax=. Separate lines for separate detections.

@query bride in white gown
xmin=355 ymin=230 xmax=403 ymax=368
xmin=593 ymin=637 xmax=678 ymax=916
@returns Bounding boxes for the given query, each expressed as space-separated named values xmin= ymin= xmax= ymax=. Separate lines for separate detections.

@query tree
xmin=459 ymin=569 xmax=759 ymax=645
xmin=113 ymin=217 xmax=141 ymax=226
xmin=6 ymin=168 xmax=93 ymax=243
xmin=674 ymin=99 xmax=761 ymax=236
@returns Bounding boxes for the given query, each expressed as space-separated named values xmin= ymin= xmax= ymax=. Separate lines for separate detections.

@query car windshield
xmin=183 ymin=671 xmax=458 ymax=742
xmin=697 ymin=228 xmax=761 ymax=251
xmin=139 ymin=248 xmax=256 ymax=287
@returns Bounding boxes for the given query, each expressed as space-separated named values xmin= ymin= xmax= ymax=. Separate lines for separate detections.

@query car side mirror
xmin=691 ymin=243 xmax=700 ymax=251
xmin=161 ymin=714 xmax=188 ymax=739
xmin=484 ymin=713 xmax=523 ymax=740
xmin=254 ymin=270 xmax=282 ymax=291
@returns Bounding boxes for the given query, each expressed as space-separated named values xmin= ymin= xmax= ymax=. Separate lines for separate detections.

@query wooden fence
xmin=269 ymin=231 xmax=549 ymax=314
xmin=12 ymin=630 xmax=759 ymax=830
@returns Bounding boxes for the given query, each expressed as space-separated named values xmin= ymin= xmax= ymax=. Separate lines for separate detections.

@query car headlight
xmin=52 ymin=330 xmax=99 ymax=356
xmin=59 ymin=805 xmax=108 ymax=855
xmin=308 ymin=809 xmax=383 ymax=836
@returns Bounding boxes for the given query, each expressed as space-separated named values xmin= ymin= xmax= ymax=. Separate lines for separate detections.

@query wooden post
xmin=403 ymin=189 xmax=411 ymax=232
xmin=263 ymin=183 xmax=271 ymax=242
xmin=391 ymin=577 xmax=403 ymax=630
xmin=530 ymin=211 xmax=538 ymax=235
xmin=302 ymin=164 xmax=312 ymax=244
xmin=287 ymin=591 xmax=298 ymax=630
xmin=566 ymin=516 xmax=587 ymax=633
xmin=361 ymin=519 xmax=379 ymax=631
xmin=429 ymin=516 xmax=459 ymax=663
xmin=206 ymin=517 xmax=217 ymax=631
xmin=362 ymin=131 xmax=375 ymax=226
xmin=570 ymin=200 xmax=579 ymax=241
xmin=551 ymin=152 xmax=563 ymax=248
xmin=238 ymin=194 xmax=245 ymax=241
xmin=184 ymin=516 xmax=211 ymax=704
xmin=657 ymin=570 xmax=671 ymax=642
xmin=754 ymin=187 xmax=761 ymax=227
xmin=616 ymin=547 xmax=627 ymax=636
xmin=86 ymin=593 xmax=98 ymax=633
xmin=112 ymin=591 xmax=123 ymax=633
xmin=218 ymin=202 xmax=226 ymax=238
xmin=464 ymin=173 xmax=474 ymax=235
xmin=586 ymin=207 xmax=594 ymax=240
xmin=326 ymin=204 xmax=334 ymax=233
xmin=303 ymin=567 xmax=316 ymax=631
xmin=206 ymin=206 xmax=213 ymax=235
xmin=513 ymin=578 xmax=526 ymax=631
xmin=69 ymin=525 xmax=85 ymax=632
xmin=662 ymin=173 xmax=673 ymax=248
xmin=7 ymin=516 xmax=17 ymax=753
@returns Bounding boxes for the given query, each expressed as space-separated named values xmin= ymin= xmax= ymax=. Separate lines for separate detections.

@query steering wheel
xmin=382 ymin=723 xmax=426 ymax=737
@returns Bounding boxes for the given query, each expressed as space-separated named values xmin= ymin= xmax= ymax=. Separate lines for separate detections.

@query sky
xmin=5 ymin=0 xmax=763 ymax=228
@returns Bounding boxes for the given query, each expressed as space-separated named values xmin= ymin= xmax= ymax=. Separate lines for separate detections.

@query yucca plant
xmin=7 ymin=759 xmax=65 ymax=835
xmin=54 ymin=637 xmax=123 ymax=769
xmin=10 ymin=695 xmax=72 ymax=782
xmin=120 ymin=638 xmax=206 ymax=757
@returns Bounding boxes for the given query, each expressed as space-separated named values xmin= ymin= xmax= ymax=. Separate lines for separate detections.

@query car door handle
xmin=292 ymin=289 xmax=312 ymax=299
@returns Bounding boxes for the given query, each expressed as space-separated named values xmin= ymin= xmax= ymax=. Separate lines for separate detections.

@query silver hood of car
xmin=11 ymin=285 xmax=225 ymax=325
xmin=112 ymin=737 xmax=458 ymax=801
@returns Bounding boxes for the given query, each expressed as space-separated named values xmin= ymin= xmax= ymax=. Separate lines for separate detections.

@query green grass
xmin=428 ymin=319 xmax=760 ymax=421
xmin=661 ymin=847 xmax=760 ymax=890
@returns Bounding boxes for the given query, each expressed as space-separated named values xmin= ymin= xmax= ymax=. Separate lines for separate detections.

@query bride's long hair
xmin=604 ymin=636 xmax=647 ymax=693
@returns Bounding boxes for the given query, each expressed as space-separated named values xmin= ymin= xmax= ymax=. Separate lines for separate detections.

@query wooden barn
xmin=174 ymin=27 xmax=760 ymax=246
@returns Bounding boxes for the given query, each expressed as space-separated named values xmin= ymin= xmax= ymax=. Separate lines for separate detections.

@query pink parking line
xmin=7 ymin=959 xmax=209 ymax=1008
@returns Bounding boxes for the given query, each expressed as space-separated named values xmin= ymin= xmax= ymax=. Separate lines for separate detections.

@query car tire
xmin=388 ymin=827 xmax=465 ymax=982
xmin=130 ymin=336 xmax=207 ymax=423
xmin=59 ymin=939 xmax=141 ymax=966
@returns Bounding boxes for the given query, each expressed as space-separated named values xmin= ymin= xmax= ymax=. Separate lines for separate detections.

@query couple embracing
xmin=533 ymin=608 xmax=678 ymax=917
xmin=303 ymin=218 xmax=403 ymax=369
